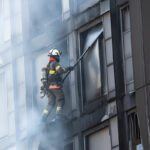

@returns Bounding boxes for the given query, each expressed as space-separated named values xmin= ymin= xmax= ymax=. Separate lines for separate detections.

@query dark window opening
xmin=128 ymin=112 xmax=142 ymax=150
xmin=80 ymin=24 xmax=104 ymax=104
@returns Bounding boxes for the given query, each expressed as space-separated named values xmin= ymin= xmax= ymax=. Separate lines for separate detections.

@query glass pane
xmin=84 ymin=26 xmax=103 ymax=51
xmin=125 ymin=57 xmax=134 ymax=83
xmin=0 ymin=72 xmax=8 ymax=138
xmin=123 ymin=32 xmax=132 ymax=58
xmin=8 ymin=113 xmax=15 ymax=136
xmin=6 ymin=64 xmax=13 ymax=89
xmin=18 ymin=84 xmax=26 ymax=106
xmin=107 ymin=65 xmax=115 ymax=91
xmin=5 ymin=65 xmax=15 ymax=112
xmin=82 ymin=40 xmax=101 ymax=102
xmin=13 ymin=0 xmax=21 ymax=14
xmin=103 ymin=13 xmax=111 ymax=39
xmin=122 ymin=7 xmax=130 ymax=32
xmin=8 ymin=89 xmax=15 ymax=112
xmin=3 ymin=18 xmax=11 ymax=41
xmin=18 ymin=106 xmax=27 ymax=130
xmin=16 ymin=57 xmax=25 ymax=84
xmin=89 ymin=128 xmax=111 ymax=150
xmin=105 ymin=39 xmax=113 ymax=64
xmin=14 ymin=14 xmax=22 ymax=36
xmin=110 ymin=117 xmax=119 ymax=147
xmin=3 ymin=0 xmax=10 ymax=18
xmin=62 ymin=0 xmax=70 ymax=12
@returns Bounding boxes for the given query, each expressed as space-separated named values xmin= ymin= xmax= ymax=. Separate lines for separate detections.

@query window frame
xmin=83 ymin=121 xmax=109 ymax=150
xmin=120 ymin=4 xmax=135 ymax=94
xmin=0 ymin=70 xmax=9 ymax=139
xmin=61 ymin=0 xmax=70 ymax=20
xmin=78 ymin=18 xmax=106 ymax=113
xmin=0 ymin=0 xmax=11 ymax=43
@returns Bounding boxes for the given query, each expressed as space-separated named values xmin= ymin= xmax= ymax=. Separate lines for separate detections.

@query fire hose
xmin=62 ymin=45 xmax=92 ymax=82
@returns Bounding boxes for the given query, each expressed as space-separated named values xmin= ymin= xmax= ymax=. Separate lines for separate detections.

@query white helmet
xmin=48 ymin=48 xmax=62 ymax=56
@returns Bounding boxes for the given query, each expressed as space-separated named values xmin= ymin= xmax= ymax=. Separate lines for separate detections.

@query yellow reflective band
xmin=56 ymin=106 xmax=62 ymax=112
xmin=43 ymin=109 xmax=49 ymax=114
xmin=56 ymin=65 xmax=61 ymax=71
xmin=49 ymin=70 xmax=56 ymax=74
xmin=63 ymin=68 xmax=66 ymax=71
xmin=56 ymin=52 xmax=60 ymax=55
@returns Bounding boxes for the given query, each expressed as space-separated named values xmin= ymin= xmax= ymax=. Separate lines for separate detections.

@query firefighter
xmin=41 ymin=48 xmax=73 ymax=122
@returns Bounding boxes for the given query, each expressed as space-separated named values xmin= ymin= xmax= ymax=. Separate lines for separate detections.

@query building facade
xmin=0 ymin=0 xmax=150 ymax=150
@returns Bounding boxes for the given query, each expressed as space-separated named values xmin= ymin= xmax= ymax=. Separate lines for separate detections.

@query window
xmin=6 ymin=64 xmax=16 ymax=136
xmin=0 ymin=72 xmax=8 ymax=138
xmin=0 ymin=0 xmax=11 ymax=42
xmin=16 ymin=57 xmax=27 ymax=138
xmin=87 ymin=128 xmax=111 ymax=150
xmin=62 ymin=0 xmax=70 ymax=20
xmin=80 ymin=24 xmax=104 ymax=103
xmin=103 ymin=12 xmax=115 ymax=98
xmin=121 ymin=6 xmax=134 ymax=93
xmin=110 ymin=117 xmax=119 ymax=150
xmin=12 ymin=0 xmax=22 ymax=43
xmin=127 ymin=111 xmax=142 ymax=150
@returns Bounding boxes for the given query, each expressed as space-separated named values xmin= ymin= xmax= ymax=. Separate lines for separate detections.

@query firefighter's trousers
xmin=42 ymin=88 xmax=65 ymax=121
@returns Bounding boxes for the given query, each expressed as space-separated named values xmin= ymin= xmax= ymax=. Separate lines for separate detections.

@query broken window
xmin=128 ymin=112 xmax=142 ymax=150
xmin=121 ymin=6 xmax=134 ymax=93
xmin=80 ymin=24 xmax=104 ymax=103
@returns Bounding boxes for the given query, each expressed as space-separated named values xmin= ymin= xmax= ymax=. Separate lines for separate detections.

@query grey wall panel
xmin=78 ymin=0 xmax=99 ymax=13
xmin=146 ymin=85 xmax=150 ymax=136
xmin=75 ymin=4 xmax=100 ymax=30
xmin=136 ymin=87 xmax=149 ymax=150
xmin=129 ymin=0 xmax=145 ymax=89
xmin=140 ymin=0 xmax=150 ymax=85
